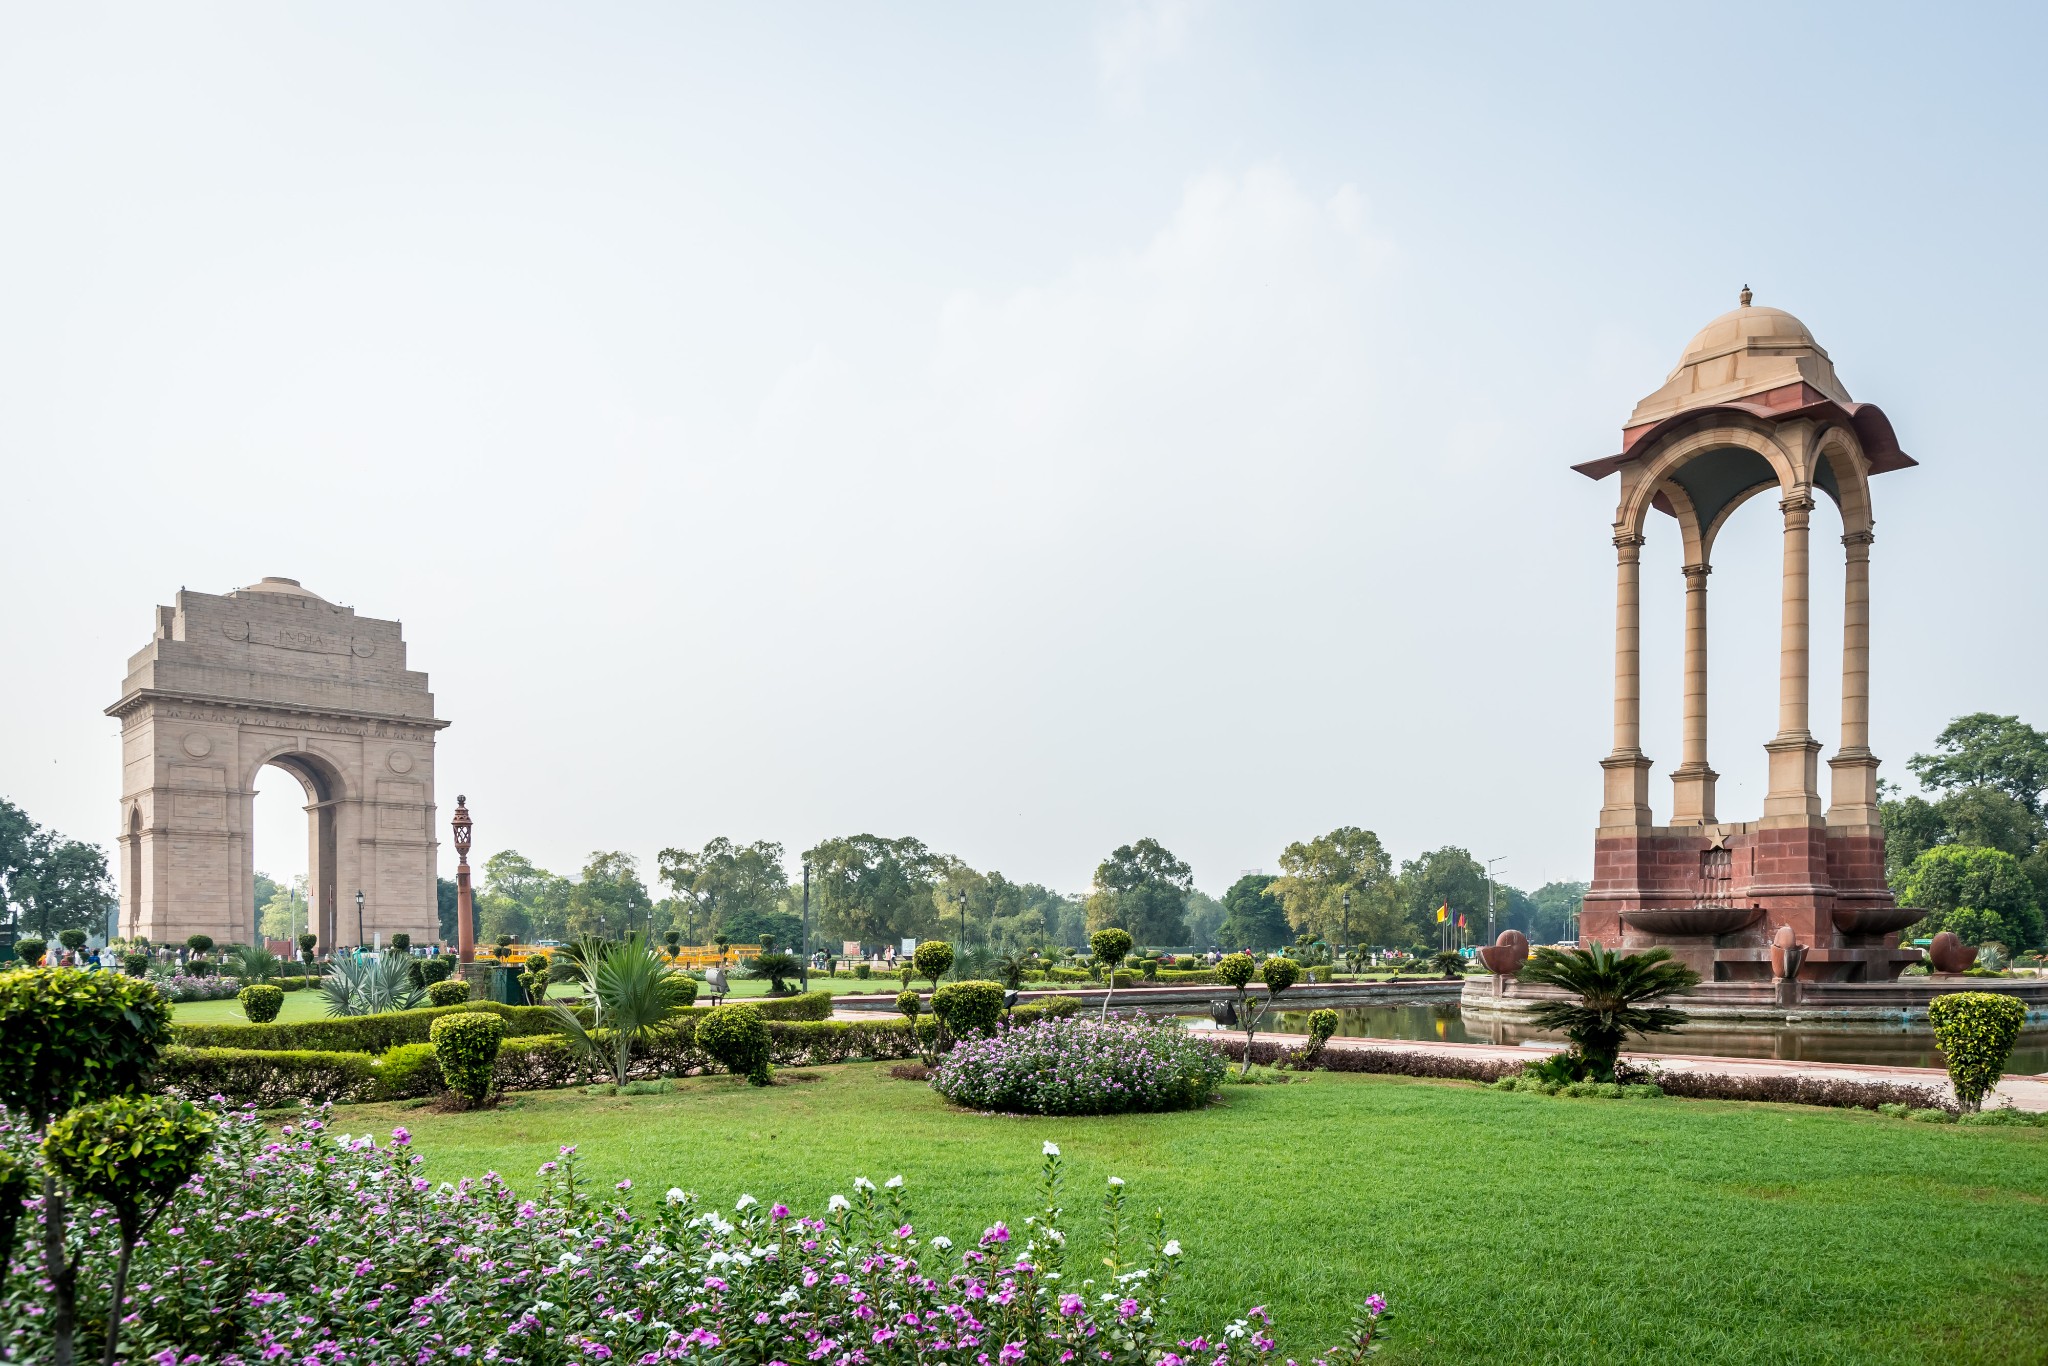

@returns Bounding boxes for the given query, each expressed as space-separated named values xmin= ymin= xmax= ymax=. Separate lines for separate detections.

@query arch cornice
xmin=1619 ymin=418 xmax=1799 ymax=539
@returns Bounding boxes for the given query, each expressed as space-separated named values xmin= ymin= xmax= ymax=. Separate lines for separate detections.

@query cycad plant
xmin=223 ymin=943 xmax=282 ymax=983
xmin=549 ymin=933 xmax=689 ymax=1087
xmin=1519 ymin=941 xmax=1701 ymax=1081
xmin=319 ymin=952 xmax=427 ymax=1016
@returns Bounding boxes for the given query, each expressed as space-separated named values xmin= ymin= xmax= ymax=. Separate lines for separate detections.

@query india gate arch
xmin=1573 ymin=292 xmax=1921 ymax=982
xmin=107 ymin=577 xmax=447 ymax=950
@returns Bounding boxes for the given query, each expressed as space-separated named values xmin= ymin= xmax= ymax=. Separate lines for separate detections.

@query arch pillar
xmin=1827 ymin=529 xmax=1881 ymax=827
xmin=1597 ymin=530 xmax=1653 ymax=830
xmin=1762 ymin=489 xmax=1823 ymax=824
xmin=1669 ymin=560 xmax=1717 ymax=824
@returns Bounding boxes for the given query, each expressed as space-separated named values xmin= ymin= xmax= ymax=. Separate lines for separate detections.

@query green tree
xmin=803 ymin=834 xmax=942 ymax=945
xmin=566 ymin=851 xmax=654 ymax=940
xmin=1880 ymin=786 xmax=1950 ymax=882
xmin=10 ymin=831 xmax=114 ymax=941
xmin=1084 ymin=838 xmax=1191 ymax=945
xmin=1909 ymin=713 xmax=2048 ymax=818
xmin=252 ymin=870 xmax=281 ymax=921
xmin=258 ymin=874 xmax=309 ymax=942
xmin=657 ymin=838 xmax=793 ymax=944
xmin=1896 ymin=845 xmax=2044 ymax=949
xmin=1520 ymin=943 xmax=1700 ymax=1081
xmin=1397 ymin=847 xmax=1490 ymax=944
xmin=1181 ymin=888 xmax=1226 ymax=947
xmin=1528 ymin=881 xmax=1587 ymax=944
xmin=1269 ymin=826 xmax=1399 ymax=946
xmin=1216 ymin=873 xmax=1290 ymax=950
xmin=476 ymin=850 xmax=570 ymax=942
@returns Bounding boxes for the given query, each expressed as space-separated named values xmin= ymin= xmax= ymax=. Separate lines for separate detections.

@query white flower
xmin=854 ymin=1176 xmax=876 ymax=1191
xmin=1044 ymin=1229 xmax=1066 ymax=1245
xmin=1162 ymin=1240 xmax=1181 ymax=1257
xmin=829 ymin=1194 xmax=851 ymax=1212
xmin=1107 ymin=1177 xmax=1124 ymax=1187
xmin=885 ymin=1175 xmax=903 ymax=1189
xmin=929 ymin=1236 xmax=952 ymax=1251
xmin=1043 ymin=1142 xmax=1060 ymax=1157
xmin=666 ymin=1188 xmax=688 ymax=1205
xmin=735 ymin=1194 xmax=758 ymax=1211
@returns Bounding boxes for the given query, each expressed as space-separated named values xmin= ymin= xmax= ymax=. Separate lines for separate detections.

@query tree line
xmin=451 ymin=829 xmax=1588 ymax=957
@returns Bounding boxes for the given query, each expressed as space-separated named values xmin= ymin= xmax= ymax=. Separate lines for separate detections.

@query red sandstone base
xmin=1584 ymin=822 xmax=1918 ymax=982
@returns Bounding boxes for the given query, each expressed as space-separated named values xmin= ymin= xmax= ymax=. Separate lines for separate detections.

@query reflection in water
xmin=1257 ymin=1004 xmax=2048 ymax=1074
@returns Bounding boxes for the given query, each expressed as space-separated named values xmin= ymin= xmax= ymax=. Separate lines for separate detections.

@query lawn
xmin=168 ymin=973 xmax=879 ymax=1024
xmin=337 ymin=1063 xmax=2048 ymax=1365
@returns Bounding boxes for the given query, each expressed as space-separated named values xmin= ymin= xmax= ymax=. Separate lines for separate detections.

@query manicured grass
xmin=338 ymin=1064 xmax=2048 ymax=1365
xmin=171 ymin=986 xmax=327 ymax=1024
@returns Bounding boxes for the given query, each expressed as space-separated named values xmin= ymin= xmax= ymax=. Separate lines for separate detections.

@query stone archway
xmin=107 ymin=578 xmax=448 ymax=949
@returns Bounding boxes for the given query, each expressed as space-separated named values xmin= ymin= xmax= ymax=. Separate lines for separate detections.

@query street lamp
xmin=954 ymin=888 xmax=968 ymax=975
xmin=800 ymin=859 xmax=812 ymax=993
xmin=354 ymin=889 xmax=366 ymax=951
xmin=1485 ymin=857 xmax=1506 ymax=943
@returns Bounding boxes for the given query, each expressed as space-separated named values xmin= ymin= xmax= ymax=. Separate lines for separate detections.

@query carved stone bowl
xmin=1620 ymin=906 xmax=1763 ymax=937
xmin=1476 ymin=928 xmax=1530 ymax=976
xmin=1831 ymin=905 xmax=1925 ymax=937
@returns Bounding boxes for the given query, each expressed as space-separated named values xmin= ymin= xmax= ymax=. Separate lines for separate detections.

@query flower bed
xmin=152 ymin=973 xmax=243 ymax=1002
xmin=0 ymin=1106 xmax=1388 ymax=1364
xmin=931 ymin=1015 xmax=1229 ymax=1115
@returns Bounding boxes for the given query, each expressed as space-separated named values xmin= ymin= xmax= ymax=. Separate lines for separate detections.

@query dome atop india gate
xmin=1625 ymin=289 xmax=1853 ymax=429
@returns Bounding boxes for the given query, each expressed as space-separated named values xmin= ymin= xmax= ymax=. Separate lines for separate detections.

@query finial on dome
xmin=1739 ymin=284 xmax=1753 ymax=307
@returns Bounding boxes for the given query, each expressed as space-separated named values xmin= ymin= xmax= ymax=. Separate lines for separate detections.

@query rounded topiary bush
xmin=430 ymin=1011 xmax=505 ymax=1108
xmin=237 ymin=984 xmax=285 ymax=1023
xmin=930 ymin=1016 xmax=1227 ymax=1116
xmin=698 ymin=1004 xmax=772 ymax=1085
xmin=931 ymin=979 xmax=1006 ymax=1038
xmin=121 ymin=952 xmax=149 ymax=977
xmin=417 ymin=955 xmax=456 ymax=986
xmin=854 ymin=962 xmax=871 ymax=980
xmin=15 ymin=939 xmax=46 ymax=967
xmin=427 ymin=979 xmax=473 ymax=1007
xmin=1928 ymin=991 xmax=2028 ymax=1112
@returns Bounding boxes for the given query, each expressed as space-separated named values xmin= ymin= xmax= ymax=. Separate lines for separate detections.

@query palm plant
xmin=319 ymin=952 xmax=427 ymax=1016
xmin=1519 ymin=942 xmax=1701 ymax=1081
xmin=223 ymin=943 xmax=283 ymax=983
xmin=548 ymin=934 xmax=689 ymax=1088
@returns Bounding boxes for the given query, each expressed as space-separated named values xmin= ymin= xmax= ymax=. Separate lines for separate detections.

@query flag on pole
xmin=1436 ymin=902 xmax=1449 ymax=924
xmin=1456 ymin=914 xmax=1466 ymax=929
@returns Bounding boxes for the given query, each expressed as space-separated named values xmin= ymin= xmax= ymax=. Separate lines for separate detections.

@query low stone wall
xmin=1461 ymin=973 xmax=2048 ymax=1024
xmin=832 ymin=979 xmax=1466 ymax=1014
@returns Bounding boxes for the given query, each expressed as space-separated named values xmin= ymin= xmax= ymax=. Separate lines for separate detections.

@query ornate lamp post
xmin=354 ymin=889 xmax=366 ymax=950
xmin=800 ymin=859 xmax=811 ymax=993
xmin=452 ymin=795 xmax=475 ymax=964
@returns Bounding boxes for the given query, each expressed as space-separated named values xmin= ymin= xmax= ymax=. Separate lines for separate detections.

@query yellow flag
xmin=1436 ymin=901 xmax=1449 ymax=924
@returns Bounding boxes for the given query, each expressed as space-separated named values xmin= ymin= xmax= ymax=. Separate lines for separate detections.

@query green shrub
xmin=1908 ymin=1107 xmax=1957 ymax=1124
xmin=1294 ymin=1008 xmax=1339 ymax=1068
xmin=1216 ymin=953 xmax=1255 ymax=989
xmin=427 ymin=980 xmax=473 ymax=1007
xmin=1956 ymin=1106 xmax=2045 ymax=1127
xmin=1621 ymin=1084 xmax=1664 ymax=1099
xmin=390 ymin=934 xmax=411 ymax=953
xmin=854 ymin=963 xmax=872 ymax=980
xmin=896 ymin=965 xmax=916 ymax=987
xmin=186 ymin=934 xmax=214 ymax=956
xmin=1261 ymin=955 xmax=1302 ymax=993
xmin=931 ymin=980 xmax=1006 ymax=1038
xmin=0 ymin=966 xmax=174 ymax=1126
xmin=1877 ymin=1102 xmax=1912 ymax=1119
xmin=1927 ymin=991 xmax=2028 ymax=1111
xmin=58 ymin=929 xmax=89 ymax=952
xmin=153 ymin=1046 xmax=385 ymax=1106
xmin=698 ymin=1005 xmax=772 ymax=1085
xmin=238 ymin=984 xmax=285 ymax=1023
xmin=912 ymin=941 xmax=954 ymax=989
xmin=122 ymin=952 xmax=149 ymax=977
xmin=415 ymin=955 xmax=457 ymax=986
xmin=43 ymin=1092 xmax=217 ymax=1365
xmin=430 ymin=1012 xmax=505 ymax=1108
xmin=15 ymin=939 xmax=46 ymax=966
xmin=376 ymin=1042 xmax=441 ymax=1097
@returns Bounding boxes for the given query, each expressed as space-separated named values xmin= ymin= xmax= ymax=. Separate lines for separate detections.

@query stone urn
xmin=1926 ymin=931 xmax=1975 ymax=975
xmin=1768 ymin=925 xmax=1807 ymax=981
xmin=1476 ymin=929 xmax=1529 ymax=976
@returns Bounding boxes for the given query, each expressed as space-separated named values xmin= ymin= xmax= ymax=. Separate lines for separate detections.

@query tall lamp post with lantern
xmin=452 ymin=795 xmax=476 ymax=964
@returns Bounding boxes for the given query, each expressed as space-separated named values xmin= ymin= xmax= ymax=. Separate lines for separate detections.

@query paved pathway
xmin=840 ymin=1008 xmax=2048 ymax=1112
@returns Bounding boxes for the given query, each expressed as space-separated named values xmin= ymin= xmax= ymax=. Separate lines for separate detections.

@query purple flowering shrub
xmin=930 ymin=1017 xmax=1228 ymax=1116
xmin=0 ymin=1110 xmax=1390 ymax=1364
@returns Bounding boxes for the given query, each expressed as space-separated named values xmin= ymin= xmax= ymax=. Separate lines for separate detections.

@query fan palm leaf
xmin=319 ymin=952 xmax=427 ymax=1016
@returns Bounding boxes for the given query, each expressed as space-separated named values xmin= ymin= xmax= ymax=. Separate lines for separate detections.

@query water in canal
xmin=1222 ymin=1003 xmax=2048 ymax=1074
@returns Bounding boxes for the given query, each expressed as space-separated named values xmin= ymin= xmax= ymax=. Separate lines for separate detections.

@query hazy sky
xmin=4 ymin=3 xmax=2044 ymax=902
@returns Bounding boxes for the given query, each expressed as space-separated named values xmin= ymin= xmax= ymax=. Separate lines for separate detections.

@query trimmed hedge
xmin=1928 ymin=991 xmax=2028 ymax=1112
xmin=430 ymin=1013 xmax=504 ymax=1107
xmin=168 ymin=990 xmax=833 ymax=1054
xmin=152 ymin=993 xmax=1077 ymax=1107
xmin=237 ymin=985 xmax=284 ymax=1023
